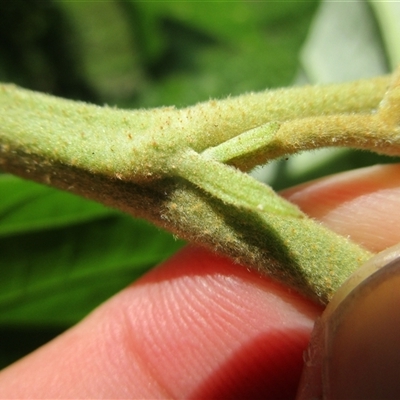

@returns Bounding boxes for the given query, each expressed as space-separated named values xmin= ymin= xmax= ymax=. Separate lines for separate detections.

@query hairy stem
xmin=0 ymin=72 xmax=398 ymax=304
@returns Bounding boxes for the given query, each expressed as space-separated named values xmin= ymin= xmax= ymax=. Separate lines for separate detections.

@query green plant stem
xmin=0 ymin=72 xmax=398 ymax=304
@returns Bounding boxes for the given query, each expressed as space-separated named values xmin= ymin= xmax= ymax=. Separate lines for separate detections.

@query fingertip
xmin=325 ymin=255 xmax=400 ymax=399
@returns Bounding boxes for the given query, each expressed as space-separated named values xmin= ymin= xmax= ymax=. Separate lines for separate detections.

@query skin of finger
xmin=1 ymin=163 xmax=400 ymax=398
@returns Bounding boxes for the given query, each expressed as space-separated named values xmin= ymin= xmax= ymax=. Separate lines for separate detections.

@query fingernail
xmin=297 ymin=243 xmax=400 ymax=399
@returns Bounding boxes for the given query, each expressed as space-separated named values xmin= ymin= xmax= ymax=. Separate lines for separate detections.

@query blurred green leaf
xmin=57 ymin=1 xmax=142 ymax=103
xmin=0 ymin=175 xmax=115 ymax=237
xmin=0 ymin=0 xmax=97 ymax=101
xmin=0 ymin=214 xmax=183 ymax=326
xmin=126 ymin=0 xmax=320 ymax=107
xmin=300 ymin=0 xmax=388 ymax=83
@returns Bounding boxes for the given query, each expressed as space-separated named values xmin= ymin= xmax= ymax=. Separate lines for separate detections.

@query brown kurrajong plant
xmin=1 ymin=67 xmax=399 ymax=304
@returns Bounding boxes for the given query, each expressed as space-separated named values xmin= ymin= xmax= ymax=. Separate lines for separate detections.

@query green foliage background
xmin=0 ymin=0 xmax=395 ymax=368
